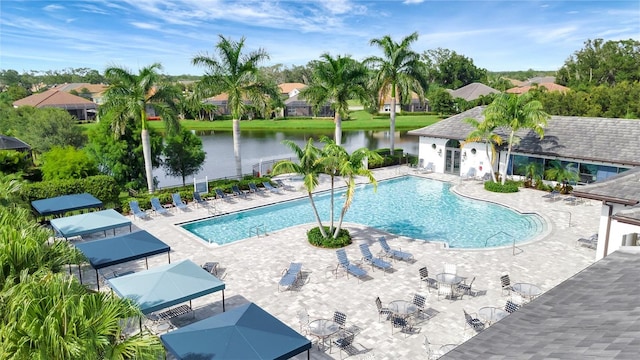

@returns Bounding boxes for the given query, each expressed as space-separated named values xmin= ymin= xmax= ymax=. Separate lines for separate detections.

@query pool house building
xmin=408 ymin=106 xmax=640 ymax=183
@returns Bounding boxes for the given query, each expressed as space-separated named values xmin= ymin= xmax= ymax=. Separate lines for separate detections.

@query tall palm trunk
xmin=307 ymin=192 xmax=327 ymax=237
xmin=232 ymin=118 xmax=242 ymax=179
xmin=389 ymin=96 xmax=396 ymax=153
xmin=141 ymin=130 xmax=154 ymax=193
xmin=484 ymin=140 xmax=498 ymax=182
xmin=502 ymin=131 xmax=515 ymax=185
xmin=334 ymin=113 xmax=342 ymax=145
xmin=329 ymin=174 xmax=335 ymax=233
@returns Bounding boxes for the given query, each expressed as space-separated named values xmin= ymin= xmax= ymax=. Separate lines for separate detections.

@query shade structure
xmin=31 ymin=193 xmax=103 ymax=217
xmin=161 ymin=302 xmax=311 ymax=360
xmin=75 ymin=230 xmax=170 ymax=269
xmin=108 ymin=259 xmax=225 ymax=314
xmin=50 ymin=209 xmax=131 ymax=238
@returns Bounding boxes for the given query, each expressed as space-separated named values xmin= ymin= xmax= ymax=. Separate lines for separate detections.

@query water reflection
xmin=154 ymin=130 xmax=419 ymax=188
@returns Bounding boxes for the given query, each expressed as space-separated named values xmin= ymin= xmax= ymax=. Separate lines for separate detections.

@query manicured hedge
xmin=21 ymin=175 xmax=120 ymax=207
xmin=307 ymin=226 xmax=352 ymax=248
xmin=484 ymin=180 xmax=521 ymax=193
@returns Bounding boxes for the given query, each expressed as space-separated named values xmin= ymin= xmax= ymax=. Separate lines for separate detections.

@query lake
xmin=154 ymin=130 xmax=419 ymax=188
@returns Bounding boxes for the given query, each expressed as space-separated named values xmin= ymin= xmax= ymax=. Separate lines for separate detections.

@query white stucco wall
xmin=417 ymin=136 xmax=495 ymax=177
xmin=417 ymin=137 xmax=447 ymax=173
xmin=595 ymin=203 xmax=640 ymax=260
xmin=460 ymin=142 xmax=492 ymax=179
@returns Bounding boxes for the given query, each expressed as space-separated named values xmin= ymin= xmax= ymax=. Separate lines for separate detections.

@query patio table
xmin=512 ymin=283 xmax=542 ymax=302
xmin=308 ymin=318 xmax=340 ymax=351
xmin=388 ymin=300 xmax=418 ymax=318
xmin=478 ymin=306 xmax=509 ymax=325
xmin=435 ymin=273 xmax=465 ymax=285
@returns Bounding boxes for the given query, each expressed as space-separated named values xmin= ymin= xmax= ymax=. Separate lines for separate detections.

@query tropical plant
xmin=101 ymin=63 xmax=181 ymax=194
xmin=463 ymin=117 xmax=503 ymax=182
xmin=366 ymin=32 xmax=429 ymax=153
xmin=544 ymin=160 xmax=580 ymax=193
xmin=483 ymin=93 xmax=550 ymax=184
xmin=300 ymin=54 xmax=368 ymax=145
xmin=41 ymin=146 xmax=99 ymax=181
xmin=192 ymin=35 xmax=279 ymax=179
xmin=0 ymin=271 xmax=163 ymax=359
xmin=520 ymin=161 xmax=543 ymax=188
xmin=271 ymin=138 xmax=326 ymax=236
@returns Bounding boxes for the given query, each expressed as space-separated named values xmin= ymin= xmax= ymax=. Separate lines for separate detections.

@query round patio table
xmin=308 ymin=319 xmax=340 ymax=350
xmin=511 ymin=283 xmax=542 ymax=301
xmin=478 ymin=306 xmax=508 ymax=325
xmin=388 ymin=300 xmax=418 ymax=318
xmin=436 ymin=273 xmax=465 ymax=285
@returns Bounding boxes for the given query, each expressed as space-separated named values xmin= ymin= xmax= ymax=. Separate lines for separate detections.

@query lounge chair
xmin=150 ymin=197 xmax=169 ymax=215
xmin=462 ymin=167 xmax=477 ymax=180
xmin=193 ymin=192 xmax=208 ymax=207
xmin=358 ymin=243 xmax=392 ymax=273
xmin=171 ymin=193 xmax=188 ymax=211
xmin=278 ymin=262 xmax=303 ymax=291
xmin=378 ymin=236 xmax=413 ymax=262
xmin=577 ymin=233 xmax=598 ymax=249
xmin=129 ymin=200 xmax=150 ymax=220
xmin=335 ymin=249 xmax=367 ymax=282
xmin=275 ymin=179 xmax=294 ymax=191
xmin=214 ymin=189 xmax=230 ymax=200
xmin=248 ymin=182 xmax=263 ymax=194
xmin=262 ymin=181 xmax=282 ymax=193
xmin=231 ymin=185 xmax=248 ymax=198
xmin=542 ymin=189 xmax=560 ymax=201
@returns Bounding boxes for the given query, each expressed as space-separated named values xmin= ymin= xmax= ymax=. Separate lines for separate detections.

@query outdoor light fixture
xmin=438 ymin=149 xmax=442 ymax=156
xmin=462 ymin=151 xmax=467 ymax=161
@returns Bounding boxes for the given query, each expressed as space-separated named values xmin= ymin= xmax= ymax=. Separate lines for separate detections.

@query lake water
xmin=154 ymin=130 xmax=419 ymax=188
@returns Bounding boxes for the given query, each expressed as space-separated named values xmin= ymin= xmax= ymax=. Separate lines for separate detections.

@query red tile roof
xmin=13 ymin=88 xmax=97 ymax=108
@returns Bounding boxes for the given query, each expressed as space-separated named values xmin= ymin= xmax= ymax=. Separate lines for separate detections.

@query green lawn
xmin=80 ymin=110 xmax=442 ymax=133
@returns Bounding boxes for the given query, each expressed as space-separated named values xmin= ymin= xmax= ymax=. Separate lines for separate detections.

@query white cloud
xmin=403 ymin=0 xmax=425 ymax=4
xmin=130 ymin=22 xmax=160 ymax=30
xmin=43 ymin=4 xmax=64 ymax=12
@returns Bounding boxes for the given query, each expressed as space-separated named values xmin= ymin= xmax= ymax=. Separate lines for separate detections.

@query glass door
xmin=445 ymin=149 xmax=461 ymax=174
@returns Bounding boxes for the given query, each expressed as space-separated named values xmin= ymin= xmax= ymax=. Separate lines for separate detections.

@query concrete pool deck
xmin=79 ymin=165 xmax=600 ymax=359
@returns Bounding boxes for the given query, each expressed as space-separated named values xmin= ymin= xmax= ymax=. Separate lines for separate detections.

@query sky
xmin=1 ymin=0 xmax=638 ymax=75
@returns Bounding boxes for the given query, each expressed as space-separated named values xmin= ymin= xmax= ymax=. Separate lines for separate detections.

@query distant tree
xmin=428 ymin=88 xmax=455 ymax=114
xmin=0 ymin=150 xmax=30 ymax=174
xmin=162 ymin=129 xmax=206 ymax=186
xmin=86 ymin=118 xmax=163 ymax=191
xmin=101 ymin=63 xmax=180 ymax=193
xmin=423 ymin=48 xmax=488 ymax=89
xmin=15 ymin=107 xmax=86 ymax=157
xmin=301 ymin=54 xmax=368 ymax=145
xmin=41 ymin=146 xmax=98 ymax=181
xmin=5 ymin=85 xmax=28 ymax=101
xmin=366 ymin=32 xmax=429 ymax=152
xmin=193 ymin=35 xmax=279 ymax=179
xmin=557 ymin=38 xmax=640 ymax=88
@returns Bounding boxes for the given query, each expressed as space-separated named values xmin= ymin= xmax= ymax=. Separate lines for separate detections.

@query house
xmin=407 ymin=106 xmax=640 ymax=181
xmin=572 ymin=167 xmax=640 ymax=260
xmin=506 ymin=82 xmax=569 ymax=94
xmin=283 ymin=94 xmax=334 ymax=117
xmin=379 ymin=90 xmax=429 ymax=113
xmin=12 ymin=88 xmax=98 ymax=121
xmin=203 ymin=93 xmax=231 ymax=115
xmin=55 ymin=83 xmax=109 ymax=104
xmin=447 ymin=82 xmax=500 ymax=102
xmin=278 ymin=83 xmax=306 ymax=98
xmin=443 ymin=247 xmax=640 ymax=359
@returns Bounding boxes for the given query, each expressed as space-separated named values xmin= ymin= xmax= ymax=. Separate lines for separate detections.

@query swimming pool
xmin=181 ymin=176 xmax=545 ymax=248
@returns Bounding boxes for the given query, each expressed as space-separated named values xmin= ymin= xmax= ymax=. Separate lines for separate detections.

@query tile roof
xmin=13 ymin=88 xmax=97 ymax=109
xmin=448 ymin=82 xmax=500 ymax=101
xmin=506 ymin=83 xmax=569 ymax=94
xmin=573 ymin=167 xmax=640 ymax=205
xmin=278 ymin=82 xmax=306 ymax=94
xmin=443 ymin=248 xmax=640 ymax=360
xmin=408 ymin=106 xmax=640 ymax=167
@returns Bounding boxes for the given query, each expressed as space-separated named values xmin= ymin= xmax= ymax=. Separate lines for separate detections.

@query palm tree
xmin=366 ymin=32 xmax=429 ymax=153
xmin=1 ymin=271 xmax=162 ymax=359
xmin=300 ymin=54 xmax=368 ymax=145
xmin=271 ymin=138 xmax=328 ymax=237
xmin=319 ymin=139 xmax=382 ymax=238
xmin=484 ymin=93 xmax=550 ymax=185
xmin=544 ymin=160 xmax=580 ymax=193
xmin=102 ymin=63 xmax=180 ymax=194
xmin=193 ymin=35 xmax=279 ymax=179
xmin=463 ymin=117 xmax=503 ymax=182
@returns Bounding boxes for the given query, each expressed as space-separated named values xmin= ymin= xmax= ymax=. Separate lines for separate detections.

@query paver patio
xmin=76 ymin=165 xmax=600 ymax=359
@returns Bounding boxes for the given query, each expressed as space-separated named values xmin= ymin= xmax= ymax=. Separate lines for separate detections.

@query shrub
xmin=22 ymin=175 xmax=120 ymax=207
xmin=307 ymin=226 xmax=352 ymax=248
xmin=484 ymin=180 xmax=520 ymax=193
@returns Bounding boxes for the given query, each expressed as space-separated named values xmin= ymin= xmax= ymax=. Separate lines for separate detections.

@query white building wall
xmin=417 ymin=136 xmax=495 ymax=177
xmin=595 ymin=203 xmax=640 ymax=260
xmin=417 ymin=137 xmax=447 ymax=173
xmin=460 ymin=142 xmax=492 ymax=179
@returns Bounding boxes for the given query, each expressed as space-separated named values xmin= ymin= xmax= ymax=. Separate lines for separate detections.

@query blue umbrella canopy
xmin=161 ymin=303 xmax=311 ymax=360
xmin=108 ymin=259 xmax=224 ymax=314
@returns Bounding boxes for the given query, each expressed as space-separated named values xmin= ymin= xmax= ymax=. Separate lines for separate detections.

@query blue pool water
xmin=181 ymin=176 xmax=545 ymax=248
